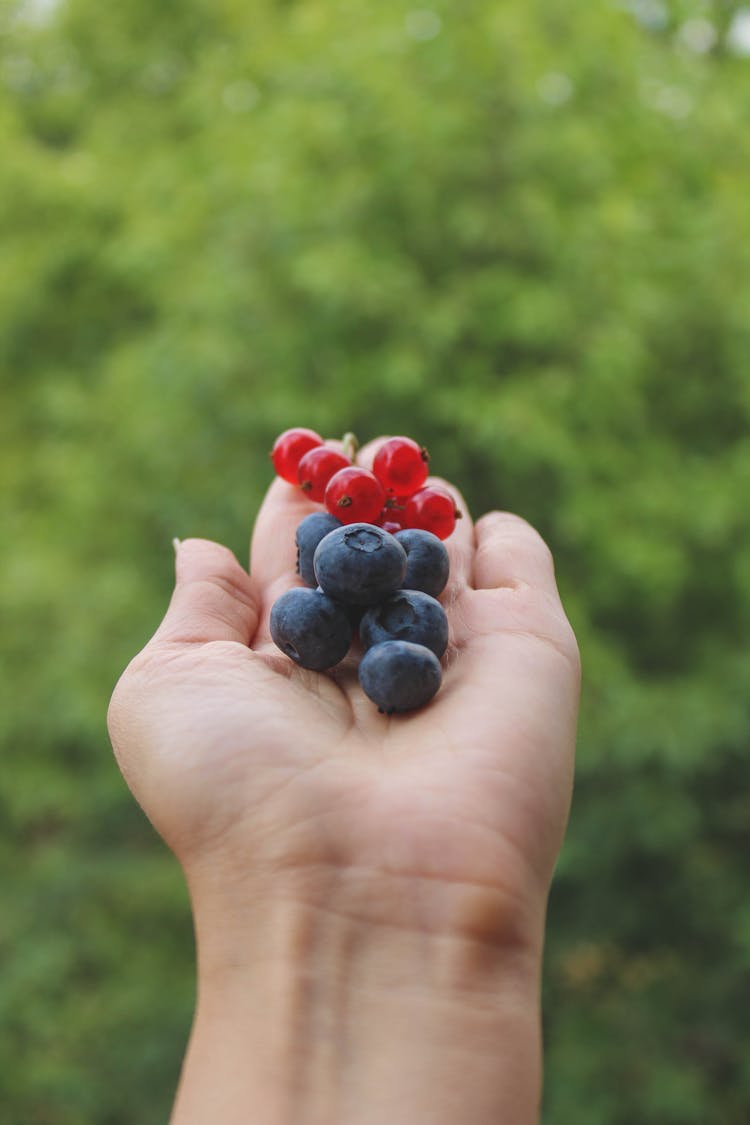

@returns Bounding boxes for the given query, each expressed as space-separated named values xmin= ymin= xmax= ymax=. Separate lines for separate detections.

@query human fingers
xmin=473 ymin=512 xmax=561 ymax=602
xmin=460 ymin=512 xmax=580 ymax=684
xmin=152 ymin=538 xmax=260 ymax=646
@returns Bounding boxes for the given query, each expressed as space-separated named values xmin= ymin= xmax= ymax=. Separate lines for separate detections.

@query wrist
xmin=173 ymin=867 xmax=545 ymax=1125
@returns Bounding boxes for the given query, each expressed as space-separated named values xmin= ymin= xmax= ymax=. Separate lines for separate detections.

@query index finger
xmin=249 ymin=475 xmax=319 ymax=646
xmin=249 ymin=476 xmax=316 ymax=588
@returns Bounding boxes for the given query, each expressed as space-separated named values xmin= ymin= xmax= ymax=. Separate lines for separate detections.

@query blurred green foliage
xmin=2 ymin=0 xmax=750 ymax=1120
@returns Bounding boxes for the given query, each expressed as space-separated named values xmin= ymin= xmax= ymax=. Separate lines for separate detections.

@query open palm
xmin=108 ymin=443 xmax=580 ymax=948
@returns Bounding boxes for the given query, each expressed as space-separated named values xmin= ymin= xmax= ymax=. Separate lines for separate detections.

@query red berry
xmin=297 ymin=447 xmax=350 ymax=502
xmin=324 ymin=467 xmax=385 ymax=525
xmin=403 ymin=486 xmax=461 ymax=540
xmin=372 ymin=436 xmax=429 ymax=497
xmin=271 ymin=428 xmax=323 ymax=484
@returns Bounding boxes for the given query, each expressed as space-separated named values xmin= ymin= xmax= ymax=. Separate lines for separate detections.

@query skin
xmin=107 ymin=438 xmax=581 ymax=1125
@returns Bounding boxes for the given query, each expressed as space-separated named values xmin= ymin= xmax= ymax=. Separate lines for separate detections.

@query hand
xmin=107 ymin=439 xmax=580 ymax=1124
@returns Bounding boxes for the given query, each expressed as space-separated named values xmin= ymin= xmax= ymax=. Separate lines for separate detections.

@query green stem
xmin=342 ymin=432 xmax=359 ymax=463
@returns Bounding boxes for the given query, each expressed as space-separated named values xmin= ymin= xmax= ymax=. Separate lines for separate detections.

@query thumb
xmin=152 ymin=538 xmax=259 ymax=646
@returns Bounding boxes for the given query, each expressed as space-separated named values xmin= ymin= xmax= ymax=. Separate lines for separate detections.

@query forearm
xmin=172 ymin=877 xmax=543 ymax=1125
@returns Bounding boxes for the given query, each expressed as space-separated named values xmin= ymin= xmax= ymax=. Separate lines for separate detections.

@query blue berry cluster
xmin=270 ymin=515 xmax=450 ymax=714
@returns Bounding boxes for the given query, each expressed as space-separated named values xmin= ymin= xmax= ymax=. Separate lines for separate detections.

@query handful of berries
xmin=268 ymin=428 xmax=461 ymax=714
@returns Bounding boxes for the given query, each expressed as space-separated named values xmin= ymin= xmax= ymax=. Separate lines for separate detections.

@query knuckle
xmin=197 ymin=570 xmax=255 ymax=612
xmin=531 ymin=598 xmax=582 ymax=678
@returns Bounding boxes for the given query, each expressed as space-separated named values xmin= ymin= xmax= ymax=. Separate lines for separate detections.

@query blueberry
xmin=394 ymin=529 xmax=450 ymax=598
xmin=313 ymin=523 xmax=407 ymax=605
xmin=270 ymin=587 xmax=352 ymax=670
xmin=295 ymin=512 xmax=342 ymax=587
xmin=358 ymin=641 xmax=442 ymax=714
xmin=360 ymin=590 xmax=449 ymax=659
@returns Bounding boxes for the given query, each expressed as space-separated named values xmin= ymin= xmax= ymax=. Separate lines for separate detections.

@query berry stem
xmin=342 ymin=432 xmax=359 ymax=463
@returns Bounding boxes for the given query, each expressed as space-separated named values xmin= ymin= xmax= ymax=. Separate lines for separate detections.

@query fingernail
xmin=172 ymin=537 xmax=181 ymax=554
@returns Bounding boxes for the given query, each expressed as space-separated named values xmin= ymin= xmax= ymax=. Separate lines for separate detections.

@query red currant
xmin=271 ymin=428 xmax=323 ymax=484
xmin=324 ymin=467 xmax=385 ymax=525
xmin=372 ymin=436 xmax=429 ymax=497
xmin=403 ymin=486 xmax=461 ymax=540
xmin=297 ymin=447 xmax=350 ymax=502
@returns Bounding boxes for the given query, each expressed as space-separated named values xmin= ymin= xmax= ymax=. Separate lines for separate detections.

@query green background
xmin=2 ymin=0 xmax=750 ymax=1120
